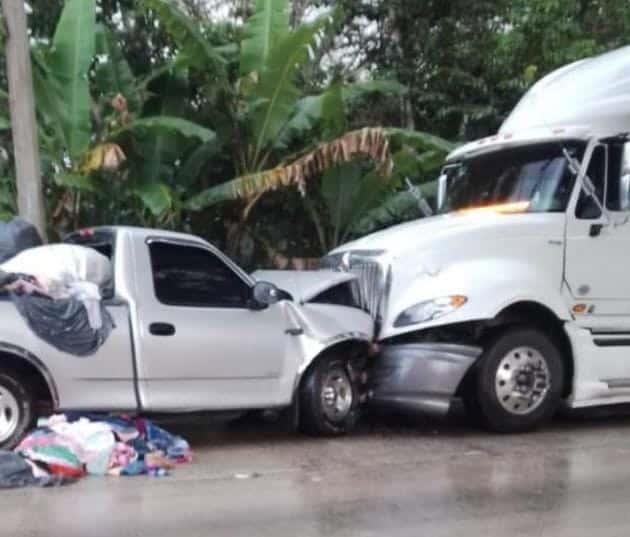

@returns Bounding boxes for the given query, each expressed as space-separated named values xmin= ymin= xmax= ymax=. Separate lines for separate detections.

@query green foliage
xmin=144 ymin=0 xmax=226 ymax=74
xmin=55 ymin=172 xmax=96 ymax=192
xmin=48 ymin=0 xmax=96 ymax=161
xmin=251 ymin=17 xmax=328 ymax=159
xmin=116 ymin=117 xmax=216 ymax=143
xmin=303 ymin=127 xmax=453 ymax=252
xmin=135 ymin=182 xmax=173 ymax=216
xmin=279 ymin=80 xmax=407 ymax=146
xmin=316 ymin=162 xmax=392 ymax=249
xmin=240 ymin=0 xmax=290 ymax=76
xmin=94 ymin=26 xmax=139 ymax=111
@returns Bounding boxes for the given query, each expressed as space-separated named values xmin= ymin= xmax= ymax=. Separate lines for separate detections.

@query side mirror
xmin=250 ymin=281 xmax=292 ymax=309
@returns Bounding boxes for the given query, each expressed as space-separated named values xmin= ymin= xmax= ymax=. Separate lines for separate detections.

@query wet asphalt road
xmin=4 ymin=409 xmax=630 ymax=537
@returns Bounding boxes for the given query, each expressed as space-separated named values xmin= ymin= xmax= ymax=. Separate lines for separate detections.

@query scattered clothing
xmin=5 ymin=414 xmax=193 ymax=488
xmin=0 ymin=450 xmax=74 ymax=489
xmin=19 ymin=444 xmax=85 ymax=479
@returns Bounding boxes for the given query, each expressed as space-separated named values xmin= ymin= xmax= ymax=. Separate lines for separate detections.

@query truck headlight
xmin=394 ymin=295 xmax=467 ymax=327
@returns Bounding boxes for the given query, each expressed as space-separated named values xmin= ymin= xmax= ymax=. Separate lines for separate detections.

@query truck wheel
xmin=475 ymin=327 xmax=564 ymax=433
xmin=299 ymin=356 xmax=359 ymax=436
xmin=0 ymin=369 xmax=34 ymax=450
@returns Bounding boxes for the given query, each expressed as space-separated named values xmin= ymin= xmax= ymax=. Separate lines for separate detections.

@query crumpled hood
xmin=329 ymin=211 xmax=562 ymax=259
xmin=252 ymin=270 xmax=356 ymax=302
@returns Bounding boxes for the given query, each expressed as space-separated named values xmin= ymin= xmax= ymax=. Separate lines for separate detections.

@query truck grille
xmin=321 ymin=252 xmax=390 ymax=323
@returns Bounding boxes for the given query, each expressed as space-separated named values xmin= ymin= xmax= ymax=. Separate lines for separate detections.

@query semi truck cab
xmin=324 ymin=45 xmax=630 ymax=432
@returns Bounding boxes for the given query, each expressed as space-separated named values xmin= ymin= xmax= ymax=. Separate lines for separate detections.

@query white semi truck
xmin=324 ymin=45 xmax=630 ymax=432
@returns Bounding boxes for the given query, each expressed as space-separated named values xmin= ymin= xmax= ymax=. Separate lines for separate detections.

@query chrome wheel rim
xmin=0 ymin=386 xmax=19 ymax=444
xmin=321 ymin=367 xmax=354 ymax=422
xmin=495 ymin=346 xmax=551 ymax=415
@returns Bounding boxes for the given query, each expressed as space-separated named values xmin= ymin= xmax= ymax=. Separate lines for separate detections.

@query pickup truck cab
xmin=0 ymin=226 xmax=373 ymax=448
xmin=324 ymin=45 xmax=630 ymax=433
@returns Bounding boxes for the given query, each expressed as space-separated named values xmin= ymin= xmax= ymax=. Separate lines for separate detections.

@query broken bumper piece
xmin=368 ymin=343 xmax=482 ymax=417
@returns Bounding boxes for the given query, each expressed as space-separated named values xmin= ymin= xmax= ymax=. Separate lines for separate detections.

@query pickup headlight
xmin=394 ymin=295 xmax=467 ymax=327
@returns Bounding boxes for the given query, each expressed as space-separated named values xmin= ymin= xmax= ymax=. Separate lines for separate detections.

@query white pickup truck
xmin=0 ymin=226 xmax=373 ymax=448
xmin=324 ymin=45 xmax=630 ymax=432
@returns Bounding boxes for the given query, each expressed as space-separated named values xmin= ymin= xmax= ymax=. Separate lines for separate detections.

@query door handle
xmin=285 ymin=327 xmax=304 ymax=336
xmin=149 ymin=322 xmax=176 ymax=336
xmin=590 ymin=223 xmax=604 ymax=237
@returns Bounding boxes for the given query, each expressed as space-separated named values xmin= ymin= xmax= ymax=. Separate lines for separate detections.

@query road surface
xmin=3 ymin=410 xmax=630 ymax=537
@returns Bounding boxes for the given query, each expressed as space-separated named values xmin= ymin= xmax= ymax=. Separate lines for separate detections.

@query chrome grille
xmin=351 ymin=260 xmax=385 ymax=319
xmin=321 ymin=251 xmax=390 ymax=322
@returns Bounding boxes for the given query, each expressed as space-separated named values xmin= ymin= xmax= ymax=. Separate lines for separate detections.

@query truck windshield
xmin=440 ymin=142 xmax=584 ymax=214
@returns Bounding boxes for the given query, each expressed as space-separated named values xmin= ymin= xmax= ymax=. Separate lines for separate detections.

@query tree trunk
xmin=2 ymin=0 xmax=47 ymax=239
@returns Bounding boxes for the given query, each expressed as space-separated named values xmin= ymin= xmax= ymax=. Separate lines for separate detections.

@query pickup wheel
xmin=0 ymin=369 xmax=34 ymax=450
xmin=475 ymin=327 xmax=564 ymax=433
xmin=299 ymin=356 xmax=359 ymax=436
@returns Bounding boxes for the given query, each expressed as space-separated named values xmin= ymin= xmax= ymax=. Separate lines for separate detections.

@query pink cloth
xmin=109 ymin=442 xmax=136 ymax=471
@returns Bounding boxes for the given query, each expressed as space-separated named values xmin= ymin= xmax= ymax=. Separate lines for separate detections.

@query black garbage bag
xmin=10 ymin=293 xmax=115 ymax=357
xmin=0 ymin=218 xmax=43 ymax=263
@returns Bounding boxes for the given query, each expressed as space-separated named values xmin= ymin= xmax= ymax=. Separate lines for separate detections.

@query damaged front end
xmin=251 ymin=268 xmax=375 ymax=370
xmin=320 ymin=250 xmax=483 ymax=418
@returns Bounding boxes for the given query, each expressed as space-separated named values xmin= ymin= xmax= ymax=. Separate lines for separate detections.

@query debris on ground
xmin=0 ymin=414 xmax=192 ymax=489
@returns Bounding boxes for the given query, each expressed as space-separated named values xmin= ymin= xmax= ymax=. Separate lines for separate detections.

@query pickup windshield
xmin=440 ymin=142 xmax=584 ymax=214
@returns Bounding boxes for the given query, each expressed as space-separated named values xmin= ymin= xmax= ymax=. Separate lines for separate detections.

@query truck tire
xmin=475 ymin=327 xmax=564 ymax=433
xmin=0 ymin=369 xmax=34 ymax=450
xmin=299 ymin=356 xmax=359 ymax=436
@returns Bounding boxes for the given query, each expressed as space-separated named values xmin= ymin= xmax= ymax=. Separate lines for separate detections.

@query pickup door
xmin=132 ymin=237 xmax=291 ymax=411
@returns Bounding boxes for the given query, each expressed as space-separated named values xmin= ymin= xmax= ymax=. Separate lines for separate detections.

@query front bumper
xmin=368 ymin=343 xmax=482 ymax=417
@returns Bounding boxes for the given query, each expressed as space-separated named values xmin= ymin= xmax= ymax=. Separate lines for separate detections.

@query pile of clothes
xmin=0 ymin=414 xmax=192 ymax=489
xmin=0 ymin=218 xmax=114 ymax=356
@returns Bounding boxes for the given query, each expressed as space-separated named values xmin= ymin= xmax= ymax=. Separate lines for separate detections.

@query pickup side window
xmin=149 ymin=241 xmax=251 ymax=308
xmin=576 ymin=145 xmax=607 ymax=219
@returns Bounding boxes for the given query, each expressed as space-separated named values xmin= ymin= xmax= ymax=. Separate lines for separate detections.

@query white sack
xmin=1 ymin=244 xmax=112 ymax=294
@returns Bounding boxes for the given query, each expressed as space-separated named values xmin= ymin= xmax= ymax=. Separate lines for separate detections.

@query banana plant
xmin=298 ymin=127 xmax=455 ymax=254
xmin=29 ymin=0 xmax=216 ymax=230
xmin=146 ymin=1 xmax=407 ymax=217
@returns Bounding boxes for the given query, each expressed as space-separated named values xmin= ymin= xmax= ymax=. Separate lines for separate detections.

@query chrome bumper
xmin=368 ymin=343 xmax=482 ymax=417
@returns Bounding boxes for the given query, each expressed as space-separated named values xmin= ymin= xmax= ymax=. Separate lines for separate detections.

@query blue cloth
xmin=0 ymin=450 xmax=74 ymax=489
xmin=120 ymin=460 xmax=146 ymax=476
xmin=144 ymin=421 xmax=190 ymax=459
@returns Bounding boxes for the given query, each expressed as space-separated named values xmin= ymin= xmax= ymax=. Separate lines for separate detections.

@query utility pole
xmin=1 ymin=0 xmax=47 ymax=239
